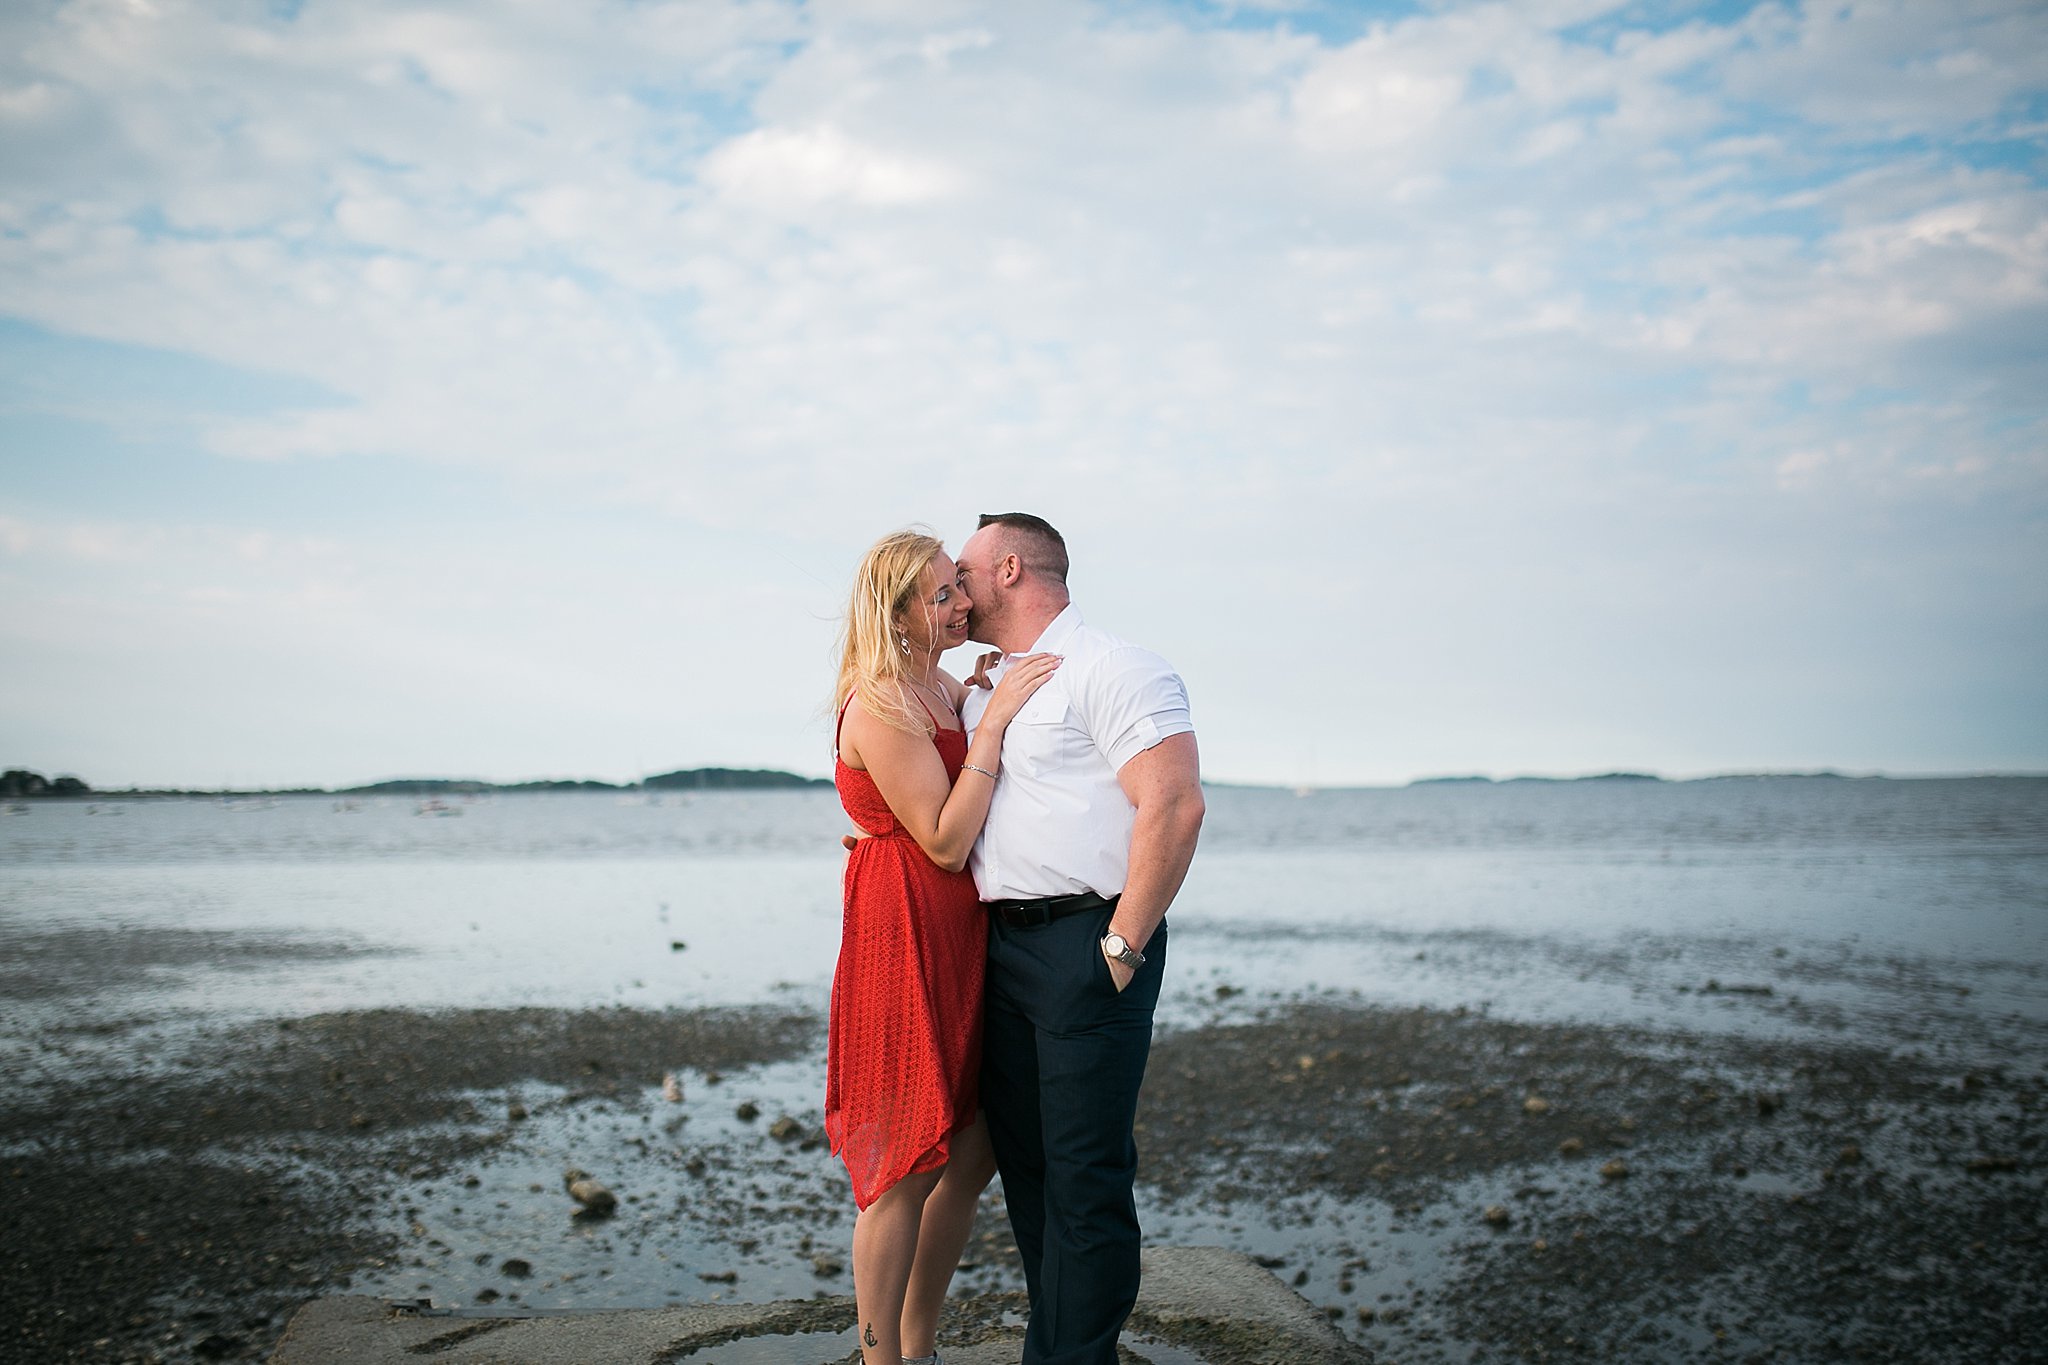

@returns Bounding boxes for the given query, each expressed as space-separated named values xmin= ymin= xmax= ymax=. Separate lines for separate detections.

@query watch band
xmin=1102 ymin=932 xmax=1145 ymax=969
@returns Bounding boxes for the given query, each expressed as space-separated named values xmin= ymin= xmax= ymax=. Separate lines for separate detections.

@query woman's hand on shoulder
xmin=966 ymin=650 xmax=1003 ymax=690
xmin=979 ymin=652 xmax=1061 ymax=729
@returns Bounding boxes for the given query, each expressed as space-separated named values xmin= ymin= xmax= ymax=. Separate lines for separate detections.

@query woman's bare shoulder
xmin=841 ymin=685 xmax=931 ymax=755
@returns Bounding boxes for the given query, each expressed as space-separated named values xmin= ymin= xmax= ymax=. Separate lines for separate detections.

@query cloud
xmin=1 ymin=0 xmax=2043 ymax=783
xmin=703 ymin=123 xmax=965 ymax=206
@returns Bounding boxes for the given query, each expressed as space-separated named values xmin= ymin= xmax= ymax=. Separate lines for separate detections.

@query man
xmin=955 ymin=512 xmax=1204 ymax=1365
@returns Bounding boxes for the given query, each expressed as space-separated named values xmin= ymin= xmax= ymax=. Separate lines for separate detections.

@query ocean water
xmin=4 ymin=777 xmax=2045 ymax=1049
xmin=7 ymin=777 xmax=2046 ymax=1331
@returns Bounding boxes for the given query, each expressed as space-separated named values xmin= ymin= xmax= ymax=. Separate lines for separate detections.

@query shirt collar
xmin=1022 ymin=603 xmax=1082 ymax=656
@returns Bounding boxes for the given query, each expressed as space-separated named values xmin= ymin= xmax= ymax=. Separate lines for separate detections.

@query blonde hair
xmin=833 ymin=528 xmax=946 ymax=740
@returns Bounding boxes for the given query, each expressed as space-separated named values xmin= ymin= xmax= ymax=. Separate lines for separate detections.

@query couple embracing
xmin=826 ymin=512 xmax=1205 ymax=1365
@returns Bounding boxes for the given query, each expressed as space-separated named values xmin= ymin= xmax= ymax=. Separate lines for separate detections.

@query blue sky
xmin=2 ymin=0 xmax=2044 ymax=789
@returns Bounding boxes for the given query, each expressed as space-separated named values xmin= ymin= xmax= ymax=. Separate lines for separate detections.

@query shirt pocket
xmin=1006 ymin=697 xmax=1072 ymax=775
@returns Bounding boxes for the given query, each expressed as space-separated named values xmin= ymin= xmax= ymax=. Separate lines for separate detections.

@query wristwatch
xmin=1102 ymin=932 xmax=1145 ymax=970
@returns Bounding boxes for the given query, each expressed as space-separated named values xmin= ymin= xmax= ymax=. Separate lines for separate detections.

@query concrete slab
xmin=267 ymin=1246 xmax=1373 ymax=1365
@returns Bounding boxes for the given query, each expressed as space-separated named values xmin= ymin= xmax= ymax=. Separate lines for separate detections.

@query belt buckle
xmin=1014 ymin=900 xmax=1053 ymax=927
xmin=993 ymin=898 xmax=1050 ymax=928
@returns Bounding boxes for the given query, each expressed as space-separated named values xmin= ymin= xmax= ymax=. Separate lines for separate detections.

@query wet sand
xmin=2 ymin=923 xmax=2044 ymax=1364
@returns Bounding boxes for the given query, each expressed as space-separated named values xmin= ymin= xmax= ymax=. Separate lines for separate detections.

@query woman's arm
xmin=842 ymin=658 xmax=1059 ymax=872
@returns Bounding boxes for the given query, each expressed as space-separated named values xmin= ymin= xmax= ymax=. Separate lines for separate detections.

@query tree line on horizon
xmin=0 ymin=767 xmax=829 ymax=798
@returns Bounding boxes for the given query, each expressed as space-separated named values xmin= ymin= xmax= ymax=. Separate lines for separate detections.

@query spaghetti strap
xmin=907 ymin=688 xmax=943 ymax=730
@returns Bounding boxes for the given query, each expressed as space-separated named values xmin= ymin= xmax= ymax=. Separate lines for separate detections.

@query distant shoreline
xmin=0 ymin=766 xmax=832 ymax=800
xmin=7 ymin=766 xmax=2042 ymax=801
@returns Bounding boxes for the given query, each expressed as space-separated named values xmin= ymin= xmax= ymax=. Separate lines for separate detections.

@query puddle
xmin=1125 ymin=1333 xmax=1225 ymax=1365
xmin=671 ymin=1326 xmax=857 ymax=1365
xmin=665 ymin=1325 xmax=1222 ymax=1365
xmin=341 ymin=1058 xmax=860 ymax=1310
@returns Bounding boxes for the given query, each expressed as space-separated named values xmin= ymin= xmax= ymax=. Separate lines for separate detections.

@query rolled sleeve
xmin=1084 ymin=646 xmax=1194 ymax=772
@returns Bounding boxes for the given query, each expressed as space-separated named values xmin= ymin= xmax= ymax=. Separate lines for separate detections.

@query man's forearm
xmin=1109 ymin=786 xmax=1203 ymax=953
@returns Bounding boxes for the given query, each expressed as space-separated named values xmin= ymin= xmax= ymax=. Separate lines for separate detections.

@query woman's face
xmin=896 ymin=551 xmax=972 ymax=656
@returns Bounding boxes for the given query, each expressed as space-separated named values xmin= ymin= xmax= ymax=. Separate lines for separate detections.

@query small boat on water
xmin=2 ymin=802 xmax=30 ymax=816
xmin=415 ymin=798 xmax=464 ymax=817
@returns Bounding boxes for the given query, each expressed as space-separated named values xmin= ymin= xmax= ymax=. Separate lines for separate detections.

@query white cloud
xmin=0 ymin=0 xmax=2043 ymax=783
xmin=702 ymin=123 xmax=965 ymax=207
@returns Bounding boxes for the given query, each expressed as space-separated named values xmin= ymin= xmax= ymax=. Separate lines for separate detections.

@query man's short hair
xmin=977 ymin=512 xmax=1069 ymax=583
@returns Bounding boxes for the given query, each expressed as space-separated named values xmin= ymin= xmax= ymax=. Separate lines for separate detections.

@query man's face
xmin=956 ymin=528 xmax=1003 ymax=643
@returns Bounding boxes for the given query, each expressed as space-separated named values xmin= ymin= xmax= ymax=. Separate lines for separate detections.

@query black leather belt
xmin=985 ymin=890 xmax=1117 ymax=928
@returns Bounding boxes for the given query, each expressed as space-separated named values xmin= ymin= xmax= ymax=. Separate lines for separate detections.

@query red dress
xmin=826 ymin=702 xmax=986 ymax=1211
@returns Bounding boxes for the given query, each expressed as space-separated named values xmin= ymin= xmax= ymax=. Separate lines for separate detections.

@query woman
xmin=828 ymin=529 xmax=1059 ymax=1365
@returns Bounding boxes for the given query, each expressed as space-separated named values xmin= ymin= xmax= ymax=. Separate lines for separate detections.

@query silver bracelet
xmin=961 ymin=763 xmax=997 ymax=780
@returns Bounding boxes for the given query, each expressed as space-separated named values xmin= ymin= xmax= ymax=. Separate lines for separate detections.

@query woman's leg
xmin=898 ymin=1116 xmax=999 ymax=1358
xmin=853 ymin=1167 xmax=945 ymax=1365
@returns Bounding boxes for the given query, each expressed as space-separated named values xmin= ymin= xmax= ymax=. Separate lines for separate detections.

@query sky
xmin=1 ymin=0 xmax=2044 ymax=790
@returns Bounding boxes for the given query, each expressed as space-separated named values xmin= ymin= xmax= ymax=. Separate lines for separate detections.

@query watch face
xmin=1105 ymin=934 xmax=1127 ymax=956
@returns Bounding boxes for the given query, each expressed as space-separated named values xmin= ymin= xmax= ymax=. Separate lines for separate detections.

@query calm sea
xmin=8 ymin=776 xmax=2046 ymax=1329
xmin=5 ymin=776 xmax=2045 ymax=1049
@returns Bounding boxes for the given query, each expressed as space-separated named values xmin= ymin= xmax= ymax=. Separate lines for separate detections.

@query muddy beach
xmin=3 ymin=914 xmax=2043 ymax=1365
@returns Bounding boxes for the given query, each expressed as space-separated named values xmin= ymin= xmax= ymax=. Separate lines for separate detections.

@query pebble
xmin=1838 ymin=1143 xmax=1863 ymax=1166
xmin=812 ymin=1253 xmax=845 ymax=1277
xmin=735 ymin=1101 xmax=760 ymax=1122
xmin=1523 ymin=1096 xmax=1552 ymax=1116
xmin=1599 ymin=1158 xmax=1630 ymax=1180
xmin=1484 ymin=1205 xmax=1511 ymax=1226
xmin=769 ymin=1115 xmax=803 ymax=1141
xmin=1558 ymin=1137 xmax=1585 ymax=1157
xmin=1703 ymin=979 xmax=1773 ymax=996
xmin=499 ymin=1258 xmax=532 ymax=1278
xmin=662 ymin=1073 xmax=685 ymax=1103
xmin=562 ymin=1168 xmax=617 ymax=1215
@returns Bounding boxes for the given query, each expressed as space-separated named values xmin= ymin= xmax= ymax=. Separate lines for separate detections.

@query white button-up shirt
xmin=960 ymin=604 xmax=1194 ymax=902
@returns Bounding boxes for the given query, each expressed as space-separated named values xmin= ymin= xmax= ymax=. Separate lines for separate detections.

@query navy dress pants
xmin=982 ymin=906 xmax=1166 ymax=1365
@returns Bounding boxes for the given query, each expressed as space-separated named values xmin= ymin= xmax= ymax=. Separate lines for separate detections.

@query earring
xmin=899 ymin=634 xmax=912 ymax=655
